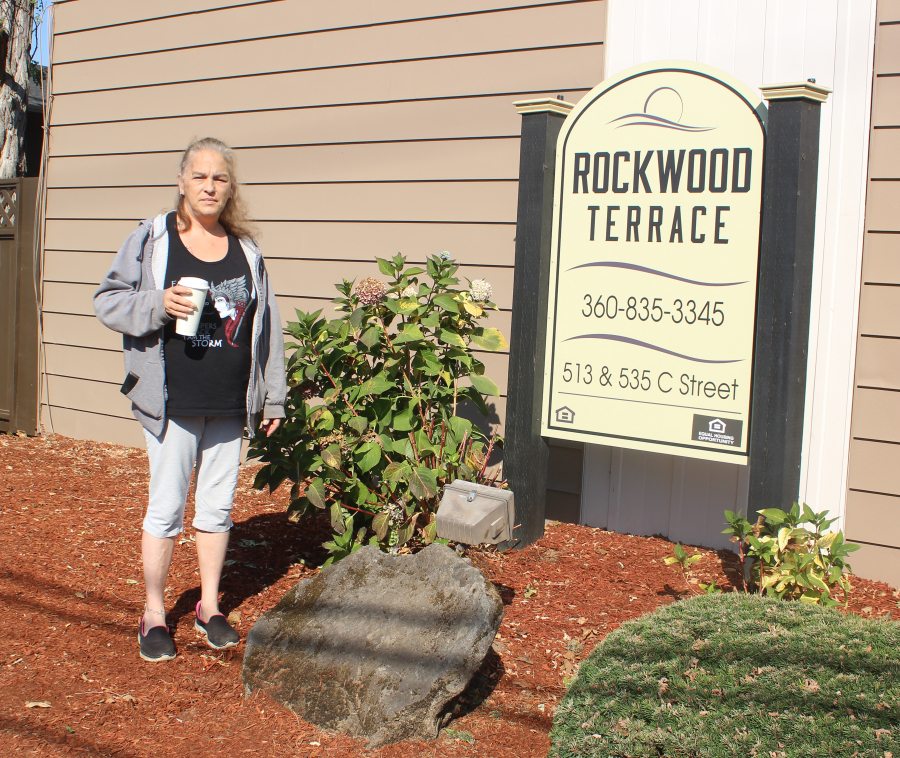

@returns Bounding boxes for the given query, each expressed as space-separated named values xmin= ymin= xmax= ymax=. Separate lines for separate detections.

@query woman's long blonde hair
xmin=175 ymin=137 xmax=257 ymax=240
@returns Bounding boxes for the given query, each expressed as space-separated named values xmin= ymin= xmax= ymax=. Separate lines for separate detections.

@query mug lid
xmin=178 ymin=276 xmax=209 ymax=289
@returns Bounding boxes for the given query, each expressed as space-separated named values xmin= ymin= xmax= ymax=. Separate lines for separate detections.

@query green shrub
xmin=551 ymin=593 xmax=900 ymax=758
xmin=249 ymin=252 xmax=508 ymax=564
xmin=723 ymin=503 xmax=859 ymax=606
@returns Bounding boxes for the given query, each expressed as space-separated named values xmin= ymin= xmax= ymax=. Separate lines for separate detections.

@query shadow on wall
xmin=456 ymin=399 xmax=504 ymax=469
xmin=457 ymin=401 xmax=585 ymax=521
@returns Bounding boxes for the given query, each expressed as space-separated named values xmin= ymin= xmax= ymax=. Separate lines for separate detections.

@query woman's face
xmin=178 ymin=149 xmax=233 ymax=223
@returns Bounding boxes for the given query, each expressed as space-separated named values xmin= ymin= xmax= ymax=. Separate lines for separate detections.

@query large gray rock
xmin=241 ymin=543 xmax=503 ymax=747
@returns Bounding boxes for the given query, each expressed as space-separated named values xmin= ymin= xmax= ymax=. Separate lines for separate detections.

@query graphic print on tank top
xmin=172 ymin=275 xmax=253 ymax=351
xmin=210 ymin=275 xmax=251 ymax=347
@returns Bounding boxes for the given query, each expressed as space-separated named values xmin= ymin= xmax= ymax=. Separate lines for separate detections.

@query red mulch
xmin=1 ymin=434 xmax=897 ymax=757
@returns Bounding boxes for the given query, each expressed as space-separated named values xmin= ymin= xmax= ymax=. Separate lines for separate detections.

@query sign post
xmin=748 ymin=81 xmax=831 ymax=520
xmin=541 ymin=62 xmax=767 ymax=463
xmin=503 ymin=96 xmax=574 ymax=549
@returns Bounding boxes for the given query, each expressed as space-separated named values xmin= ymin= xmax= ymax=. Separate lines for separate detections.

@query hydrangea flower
xmin=355 ymin=277 xmax=387 ymax=306
xmin=469 ymin=279 xmax=493 ymax=302
xmin=439 ymin=250 xmax=452 ymax=260
xmin=400 ymin=284 xmax=419 ymax=299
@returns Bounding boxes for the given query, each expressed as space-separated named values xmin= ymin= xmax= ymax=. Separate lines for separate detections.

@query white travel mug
xmin=174 ymin=277 xmax=209 ymax=337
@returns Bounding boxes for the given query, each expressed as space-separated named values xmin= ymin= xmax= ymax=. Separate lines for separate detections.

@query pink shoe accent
xmin=140 ymin=616 xmax=168 ymax=635
xmin=196 ymin=600 xmax=224 ymax=624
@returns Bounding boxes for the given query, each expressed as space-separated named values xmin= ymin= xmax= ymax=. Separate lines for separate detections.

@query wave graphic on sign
xmin=563 ymin=333 xmax=744 ymax=364
xmin=567 ymin=261 xmax=747 ymax=287
xmin=608 ymin=86 xmax=714 ymax=132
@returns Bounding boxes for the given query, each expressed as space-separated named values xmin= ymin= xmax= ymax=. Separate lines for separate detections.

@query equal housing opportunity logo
xmin=691 ymin=414 xmax=743 ymax=447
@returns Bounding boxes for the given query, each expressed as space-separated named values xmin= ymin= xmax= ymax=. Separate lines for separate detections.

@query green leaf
xmin=448 ymin=416 xmax=472 ymax=442
xmin=252 ymin=467 xmax=269 ymax=489
xmin=372 ymin=512 xmax=390 ymax=541
xmin=438 ymin=329 xmax=467 ymax=348
xmin=392 ymin=325 xmax=425 ymax=344
xmin=348 ymin=416 xmax=368 ymax=435
xmin=462 ymin=385 xmax=490 ymax=417
xmin=349 ymin=307 xmax=366 ymax=330
xmin=420 ymin=311 xmax=441 ymax=328
xmin=360 ymin=325 xmax=383 ymax=349
xmin=397 ymin=299 xmax=419 ymax=314
xmin=760 ymin=508 xmax=788 ymax=525
xmin=384 ymin=461 xmax=410 ymax=482
xmin=356 ymin=444 xmax=381 ymax=473
xmin=469 ymin=374 xmax=500 ymax=397
xmin=313 ymin=408 xmax=334 ymax=431
xmin=307 ymin=478 xmax=327 ymax=509
xmin=404 ymin=267 xmax=426 ymax=276
xmin=393 ymin=406 xmax=414 ymax=431
xmin=409 ymin=466 xmax=439 ymax=501
xmin=423 ymin=520 xmax=437 ymax=544
xmin=414 ymin=429 xmax=436 ymax=456
xmin=359 ymin=374 xmax=395 ymax=396
xmin=330 ymin=502 xmax=346 ymax=534
xmin=321 ymin=444 xmax=341 ymax=469
xmin=376 ymin=257 xmax=394 ymax=276
xmin=470 ymin=327 xmax=508 ymax=351
xmin=396 ymin=513 xmax=420 ymax=547
xmin=432 ymin=294 xmax=459 ymax=313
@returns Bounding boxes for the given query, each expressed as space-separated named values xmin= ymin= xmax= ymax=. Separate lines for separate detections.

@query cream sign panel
xmin=541 ymin=62 xmax=766 ymax=464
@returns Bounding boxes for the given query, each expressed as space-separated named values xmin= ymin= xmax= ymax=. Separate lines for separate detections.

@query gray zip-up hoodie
xmin=93 ymin=213 xmax=286 ymax=438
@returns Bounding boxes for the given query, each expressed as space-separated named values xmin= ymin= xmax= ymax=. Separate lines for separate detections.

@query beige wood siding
xmin=43 ymin=0 xmax=607 ymax=446
xmin=846 ymin=0 xmax=900 ymax=587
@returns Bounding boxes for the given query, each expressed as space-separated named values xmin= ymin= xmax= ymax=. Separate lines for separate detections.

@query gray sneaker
xmin=194 ymin=602 xmax=239 ymax=650
xmin=138 ymin=619 xmax=176 ymax=662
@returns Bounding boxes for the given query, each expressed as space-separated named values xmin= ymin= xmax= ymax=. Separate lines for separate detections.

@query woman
xmin=94 ymin=138 xmax=286 ymax=662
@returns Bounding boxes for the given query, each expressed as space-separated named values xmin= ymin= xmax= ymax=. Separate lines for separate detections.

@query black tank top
xmin=162 ymin=212 xmax=256 ymax=417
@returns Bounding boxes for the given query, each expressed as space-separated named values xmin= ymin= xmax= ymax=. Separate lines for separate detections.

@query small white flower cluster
xmin=387 ymin=284 xmax=418 ymax=300
xmin=439 ymin=251 xmax=452 ymax=260
xmin=469 ymin=279 xmax=493 ymax=302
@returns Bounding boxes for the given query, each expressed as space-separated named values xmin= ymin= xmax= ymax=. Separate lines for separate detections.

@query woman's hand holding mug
xmin=164 ymin=285 xmax=200 ymax=319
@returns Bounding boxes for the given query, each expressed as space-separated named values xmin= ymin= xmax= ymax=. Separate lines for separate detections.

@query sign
xmin=541 ymin=61 xmax=766 ymax=463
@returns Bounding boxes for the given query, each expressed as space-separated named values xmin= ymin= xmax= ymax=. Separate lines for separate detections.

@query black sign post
xmin=502 ymin=97 xmax=574 ymax=549
xmin=748 ymin=81 xmax=832 ymax=520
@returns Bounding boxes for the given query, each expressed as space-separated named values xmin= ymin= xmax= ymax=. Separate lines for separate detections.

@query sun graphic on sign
xmin=608 ymin=86 xmax=714 ymax=132
xmin=644 ymin=86 xmax=683 ymax=122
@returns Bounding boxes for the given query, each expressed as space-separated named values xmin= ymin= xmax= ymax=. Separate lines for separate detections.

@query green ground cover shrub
xmin=551 ymin=593 xmax=900 ymax=758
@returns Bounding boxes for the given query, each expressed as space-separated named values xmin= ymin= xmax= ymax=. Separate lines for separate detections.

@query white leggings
xmin=142 ymin=415 xmax=244 ymax=539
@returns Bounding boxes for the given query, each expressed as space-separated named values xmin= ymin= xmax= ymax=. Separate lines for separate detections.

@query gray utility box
xmin=436 ymin=480 xmax=515 ymax=545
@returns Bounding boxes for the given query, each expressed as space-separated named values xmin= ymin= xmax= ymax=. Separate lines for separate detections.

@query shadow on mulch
xmin=657 ymin=583 xmax=688 ymax=599
xmin=493 ymin=582 xmax=516 ymax=605
xmin=445 ymin=648 xmax=505 ymax=721
xmin=167 ymin=511 xmax=336 ymax=632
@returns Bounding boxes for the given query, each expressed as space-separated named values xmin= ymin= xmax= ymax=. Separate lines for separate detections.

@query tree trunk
xmin=0 ymin=0 xmax=34 ymax=179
